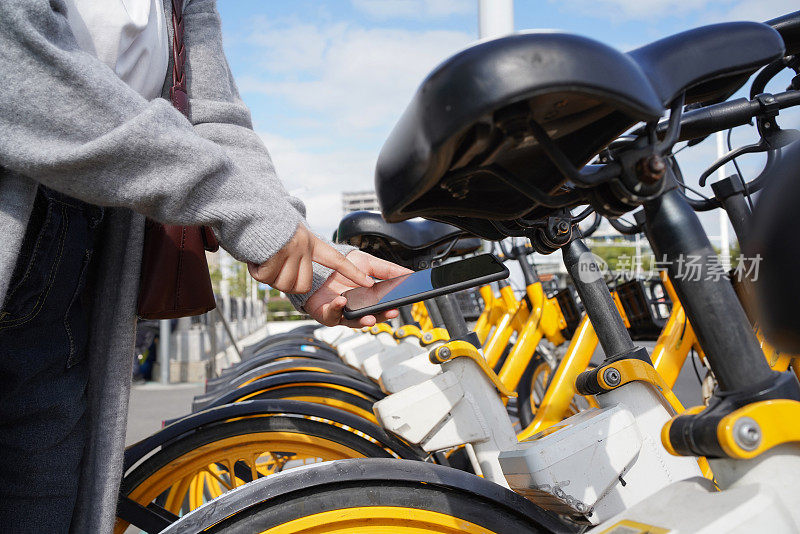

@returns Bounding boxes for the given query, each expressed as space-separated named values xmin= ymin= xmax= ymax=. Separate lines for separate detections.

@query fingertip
xmin=385 ymin=309 xmax=399 ymax=319
xmin=360 ymin=316 xmax=377 ymax=327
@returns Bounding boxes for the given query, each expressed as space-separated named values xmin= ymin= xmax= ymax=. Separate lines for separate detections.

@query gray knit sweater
xmin=0 ymin=0 xmax=349 ymax=531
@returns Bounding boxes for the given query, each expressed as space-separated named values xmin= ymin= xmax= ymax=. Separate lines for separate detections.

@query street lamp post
xmin=478 ymin=0 xmax=514 ymax=39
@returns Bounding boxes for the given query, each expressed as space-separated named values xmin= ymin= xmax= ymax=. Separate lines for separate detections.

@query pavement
xmin=126 ymin=321 xmax=317 ymax=445
xmin=661 ymin=347 xmax=707 ymax=408
xmin=126 ymin=382 xmax=204 ymax=445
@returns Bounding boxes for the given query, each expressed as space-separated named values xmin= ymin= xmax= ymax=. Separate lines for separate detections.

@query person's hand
xmin=305 ymin=250 xmax=413 ymax=328
xmin=248 ymin=225 xmax=373 ymax=294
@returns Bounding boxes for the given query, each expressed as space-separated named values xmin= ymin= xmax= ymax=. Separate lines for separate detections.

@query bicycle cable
xmin=672 ymin=155 xmax=714 ymax=203
xmin=690 ymin=347 xmax=704 ymax=387
xmin=726 ymin=126 xmax=756 ymax=211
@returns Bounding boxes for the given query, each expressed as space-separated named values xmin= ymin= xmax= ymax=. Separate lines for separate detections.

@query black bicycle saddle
xmin=768 ymin=10 xmax=800 ymax=56
xmin=376 ymin=21 xmax=785 ymax=229
xmin=336 ymin=210 xmax=477 ymax=269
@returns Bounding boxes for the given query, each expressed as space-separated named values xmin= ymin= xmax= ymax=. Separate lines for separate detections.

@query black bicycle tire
xmin=213 ymin=481 xmax=550 ymax=533
xmin=517 ymin=354 xmax=545 ymax=428
xmin=192 ymin=460 xmax=574 ymax=534
xmin=227 ymin=385 xmax=377 ymax=417
xmin=205 ymin=358 xmax=370 ymax=396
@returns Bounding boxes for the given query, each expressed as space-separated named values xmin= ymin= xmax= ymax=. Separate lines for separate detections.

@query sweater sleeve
xmin=181 ymin=0 xmax=312 ymax=249
xmin=0 ymin=0 xmax=303 ymax=266
xmin=182 ymin=0 xmax=355 ymax=309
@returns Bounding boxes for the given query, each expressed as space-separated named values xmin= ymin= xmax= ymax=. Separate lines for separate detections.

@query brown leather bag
xmin=137 ymin=0 xmax=219 ymax=319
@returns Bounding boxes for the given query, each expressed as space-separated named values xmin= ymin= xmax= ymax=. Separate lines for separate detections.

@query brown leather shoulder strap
xmin=166 ymin=0 xmax=219 ymax=253
xmin=169 ymin=0 xmax=189 ymax=116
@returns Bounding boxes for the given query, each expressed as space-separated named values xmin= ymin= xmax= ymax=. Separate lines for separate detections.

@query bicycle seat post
xmin=641 ymin=172 xmax=800 ymax=485
xmin=424 ymin=298 xmax=446 ymax=329
xmin=397 ymin=305 xmax=417 ymax=326
xmin=431 ymin=294 xmax=467 ymax=340
xmin=562 ymin=237 xmax=638 ymax=361
xmin=499 ymin=229 xmax=702 ymax=524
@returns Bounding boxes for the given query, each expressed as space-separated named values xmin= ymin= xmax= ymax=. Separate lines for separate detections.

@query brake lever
xmin=608 ymin=215 xmax=643 ymax=235
xmin=699 ymin=141 xmax=768 ymax=187
xmin=581 ymin=212 xmax=602 ymax=238
xmin=699 ymin=125 xmax=800 ymax=187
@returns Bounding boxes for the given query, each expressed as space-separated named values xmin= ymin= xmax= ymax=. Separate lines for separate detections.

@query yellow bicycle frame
xmin=496 ymin=281 xmax=567 ymax=391
xmin=517 ymin=314 xmax=598 ymax=439
xmin=515 ymin=290 xmax=629 ymax=439
xmin=474 ymin=285 xmax=506 ymax=344
xmin=518 ymin=271 xmax=800 ymax=440
xmin=412 ymin=301 xmax=433 ymax=331
xmin=483 ymin=283 xmax=530 ymax=368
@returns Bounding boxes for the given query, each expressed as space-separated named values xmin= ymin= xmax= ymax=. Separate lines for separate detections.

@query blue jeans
xmin=0 ymin=187 xmax=103 ymax=533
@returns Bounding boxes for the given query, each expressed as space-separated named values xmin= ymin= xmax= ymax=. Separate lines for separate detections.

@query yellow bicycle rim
xmin=116 ymin=432 xmax=365 ymax=534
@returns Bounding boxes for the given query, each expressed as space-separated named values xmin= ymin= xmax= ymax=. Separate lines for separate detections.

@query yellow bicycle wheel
xmin=519 ymin=358 xmax=594 ymax=427
xmin=116 ymin=416 xmax=395 ymax=533
xmin=169 ymin=459 xmax=570 ymax=534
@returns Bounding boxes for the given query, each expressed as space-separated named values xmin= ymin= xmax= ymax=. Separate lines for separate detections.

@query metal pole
xmin=219 ymin=249 xmax=233 ymax=322
xmin=433 ymin=293 xmax=470 ymax=341
xmin=205 ymin=310 xmax=219 ymax=379
xmin=635 ymin=233 xmax=642 ymax=278
xmin=398 ymin=305 xmax=416 ymax=325
xmin=250 ymin=274 xmax=258 ymax=326
xmin=216 ymin=307 xmax=242 ymax=360
xmin=715 ymin=132 xmax=731 ymax=270
xmin=478 ymin=0 xmax=514 ymax=39
xmin=159 ymin=319 xmax=170 ymax=384
xmin=424 ymin=299 xmax=446 ymax=328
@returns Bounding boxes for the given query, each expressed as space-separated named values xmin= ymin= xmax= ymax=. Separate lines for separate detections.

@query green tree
xmin=229 ymin=262 xmax=250 ymax=298
xmin=209 ymin=266 xmax=222 ymax=293
xmin=590 ymin=243 xmax=654 ymax=275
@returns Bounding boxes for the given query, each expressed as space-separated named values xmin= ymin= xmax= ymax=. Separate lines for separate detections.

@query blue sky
xmin=215 ymin=0 xmax=797 ymax=238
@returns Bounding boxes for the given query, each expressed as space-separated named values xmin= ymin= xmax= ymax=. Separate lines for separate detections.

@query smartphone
xmin=342 ymin=254 xmax=509 ymax=320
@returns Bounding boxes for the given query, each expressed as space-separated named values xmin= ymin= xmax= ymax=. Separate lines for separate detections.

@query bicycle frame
xmin=516 ymin=315 xmax=598 ymax=439
xmin=497 ymin=279 xmax=567 ymax=390
xmin=474 ymin=284 xmax=503 ymax=343
xmin=483 ymin=281 xmax=530 ymax=367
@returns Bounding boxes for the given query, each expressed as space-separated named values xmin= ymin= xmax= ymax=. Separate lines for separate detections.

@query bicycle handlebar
xmin=656 ymin=90 xmax=800 ymax=142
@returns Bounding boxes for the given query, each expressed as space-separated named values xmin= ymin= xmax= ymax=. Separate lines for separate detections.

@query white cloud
xmin=716 ymin=0 xmax=798 ymax=22
xmin=246 ymin=21 xmax=334 ymax=73
xmin=260 ymin=132 xmax=377 ymax=235
xmin=240 ymin=22 xmax=474 ymax=135
xmin=546 ymin=0 xmax=721 ymax=20
xmin=547 ymin=0 xmax=794 ymax=22
xmin=352 ymin=0 xmax=474 ymax=19
xmin=235 ymin=18 xmax=473 ymax=238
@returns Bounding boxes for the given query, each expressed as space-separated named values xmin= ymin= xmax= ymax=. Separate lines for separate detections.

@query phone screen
xmin=342 ymin=254 xmax=508 ymax=316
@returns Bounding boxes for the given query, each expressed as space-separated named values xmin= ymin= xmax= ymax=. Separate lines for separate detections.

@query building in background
xmin=342 ymin=190 xmax=379 ymax=215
